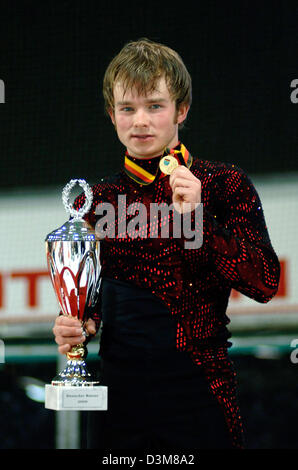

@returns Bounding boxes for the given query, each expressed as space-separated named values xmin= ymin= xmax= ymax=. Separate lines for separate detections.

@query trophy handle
xmin=62 ymin=178 xmax=93 ymax=220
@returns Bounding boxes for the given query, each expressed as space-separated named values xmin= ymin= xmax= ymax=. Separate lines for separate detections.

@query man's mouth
xmin=131 ymin=134 xmax=154 ymax=140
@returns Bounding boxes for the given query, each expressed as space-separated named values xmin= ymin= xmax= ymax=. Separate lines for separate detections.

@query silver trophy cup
xmin=45 ymin=179 xmax=101 ymax=388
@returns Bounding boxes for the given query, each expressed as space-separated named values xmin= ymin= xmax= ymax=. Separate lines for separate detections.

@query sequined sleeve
xmin=180 ymin=163 xmax=280 ymax=303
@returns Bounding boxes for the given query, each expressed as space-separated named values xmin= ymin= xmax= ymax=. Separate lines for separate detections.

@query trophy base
xmin=45 ymin=384 xmax=108 ymax=410
xmin=45 ymin=352 xmax=108 ymax=410
xmin=51 ymin=356 xmax=98 ymax=387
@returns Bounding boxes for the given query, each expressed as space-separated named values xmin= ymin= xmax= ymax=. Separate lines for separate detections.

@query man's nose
xmin=133 ymin=109 xmax=150 ymax=127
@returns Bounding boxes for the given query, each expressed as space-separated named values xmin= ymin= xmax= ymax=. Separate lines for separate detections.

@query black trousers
xmin=87 ymin=278 xmax=233 ymax=449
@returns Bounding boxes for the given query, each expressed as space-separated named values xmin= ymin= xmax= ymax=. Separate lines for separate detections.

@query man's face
xmin=109 ymin=77 xmax=189 ymax=159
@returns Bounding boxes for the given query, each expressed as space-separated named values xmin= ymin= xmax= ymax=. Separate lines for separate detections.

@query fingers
xmin=172 ymin=186 xmax=191 ymax=202
xmin=169 ymin=166 xmax=201 ymax=213
xmin=54 ymin=330 xmax=85 ymax=347
xmin=55 ymin=315 xmax=81 ymax=328
xmin=53 ymin=316 xmax=82 ymax=340
xmin=52 ymin=316 xmax=97 ymax=356
xmin=169 ymin=166 xmax=198 ymax=187
xmin=169 ymin=168 xmax=201 ymax=198
xmin=170 ymin=177 xmax=192 ymax=194
xmin=53 ymin=315 xmax=86 ymax=355
xmin=84 ymin=318 xmax=97 ymax=336
xmin=58 ymin=343 xmax=72 ymax=355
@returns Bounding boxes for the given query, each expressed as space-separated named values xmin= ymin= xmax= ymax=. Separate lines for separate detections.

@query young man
xmin=53 ymin=38 xmax=280 ymax=449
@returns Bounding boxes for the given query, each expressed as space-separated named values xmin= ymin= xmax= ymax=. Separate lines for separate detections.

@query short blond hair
xmin=103 ymin=38 xmax=192 ymax=115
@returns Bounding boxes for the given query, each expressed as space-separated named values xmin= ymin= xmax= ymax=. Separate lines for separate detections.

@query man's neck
xmin=126 ymin=140 xmax=180 ymax=160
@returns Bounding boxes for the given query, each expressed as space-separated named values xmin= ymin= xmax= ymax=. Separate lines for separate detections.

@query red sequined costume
xmin=74 ymin=142 xmax=280 ymax=448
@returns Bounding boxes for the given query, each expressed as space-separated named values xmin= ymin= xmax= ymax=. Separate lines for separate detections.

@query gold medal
xmin=159 ymin=155 xmax=179 ymax=175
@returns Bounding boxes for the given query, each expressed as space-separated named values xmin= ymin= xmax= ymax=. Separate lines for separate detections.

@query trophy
xmin=44 ymin=179 xmax=107 ymax=411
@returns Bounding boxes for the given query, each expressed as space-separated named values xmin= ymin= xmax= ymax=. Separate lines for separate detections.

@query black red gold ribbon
xmin=124 ymin=142 xmax=193 ymax=185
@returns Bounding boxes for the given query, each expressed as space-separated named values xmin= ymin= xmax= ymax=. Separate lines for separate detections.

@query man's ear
xmin=177 ymin=103 xmax=190 ymax=125
xmin=108 ymin=108 xmax=116 ymax=126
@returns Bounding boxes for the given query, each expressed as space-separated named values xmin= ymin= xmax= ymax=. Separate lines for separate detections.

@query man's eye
xmin=121 ymin=107 xmax=133 ymax=112
xmin=150 ymin=104 xmax=161 ymax=109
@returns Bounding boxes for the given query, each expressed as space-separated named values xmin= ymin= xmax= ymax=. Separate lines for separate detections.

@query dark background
xmin=0 ymin=0 xmax=297 ymax=191
xmin=1 ymin=354 xmax=298 ymax=449
xmin=0 ymin=0 xmax=297 ymax=451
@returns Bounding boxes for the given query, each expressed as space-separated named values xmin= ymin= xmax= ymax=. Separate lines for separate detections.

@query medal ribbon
xmin=124 ymin=142 xmax=193 ymax=185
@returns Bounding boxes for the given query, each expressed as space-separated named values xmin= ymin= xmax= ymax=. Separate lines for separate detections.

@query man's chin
xmin=127 ymin=142 xmax=164 ymax=159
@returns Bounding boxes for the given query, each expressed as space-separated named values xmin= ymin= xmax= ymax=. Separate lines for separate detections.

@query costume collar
xmin=124 ymin=142 xmax=193 ymax=186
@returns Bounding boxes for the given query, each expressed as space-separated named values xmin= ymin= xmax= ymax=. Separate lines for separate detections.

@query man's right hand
xmin=52 ymin=315 xmax=96 ymax=355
